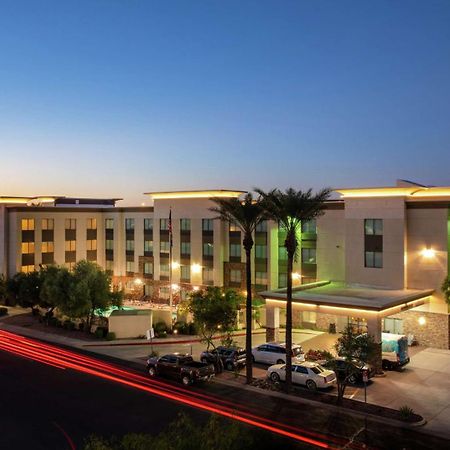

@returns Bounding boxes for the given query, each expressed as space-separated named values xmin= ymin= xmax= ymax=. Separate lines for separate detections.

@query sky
xmin=1 ymin=0 xmax=450 ymax=205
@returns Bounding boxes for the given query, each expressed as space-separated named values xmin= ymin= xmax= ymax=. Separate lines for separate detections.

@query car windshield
xmin=292 ymin=347 xmax=303 ymax=356
xmin=180 ymin=356 xmax=193 ymax=364
xmin=310 ymin=365 xmax=325 ymax=374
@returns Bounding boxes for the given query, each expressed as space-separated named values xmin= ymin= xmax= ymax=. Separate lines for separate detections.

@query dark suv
xmin=322 ymin=357 xmax=374 ymax=385
xmin=200 ymin=346 xmax=246 ymax=371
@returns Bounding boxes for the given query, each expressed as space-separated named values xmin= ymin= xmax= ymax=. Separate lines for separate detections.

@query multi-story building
xmin=1 ymin=180 xmax=449 ymax=349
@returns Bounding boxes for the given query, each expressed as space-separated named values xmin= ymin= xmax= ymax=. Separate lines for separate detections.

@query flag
xmin=168 ymin=209 xmax=173 ymax=248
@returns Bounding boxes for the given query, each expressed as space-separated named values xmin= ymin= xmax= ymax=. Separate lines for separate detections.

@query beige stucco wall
xmin=405 ymin=207 xmax=448 ymax=313
xmin=344 ymin=198 xmax=406 ymax=289
xmin=108 ymin=312 xmax=152 ymax=339
xmin=316 ymin=209 xmax=345 ymax=281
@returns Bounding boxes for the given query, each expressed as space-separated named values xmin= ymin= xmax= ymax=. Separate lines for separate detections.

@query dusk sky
xmin=1 ymin=0 xmax=450 ymax=205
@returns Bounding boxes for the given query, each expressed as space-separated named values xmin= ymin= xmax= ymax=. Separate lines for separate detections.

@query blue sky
xmin=1 ymin=0 xmax=449 ymax=204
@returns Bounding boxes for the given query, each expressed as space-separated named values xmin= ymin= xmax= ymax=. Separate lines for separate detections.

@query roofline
xmin=144 ymin=190 xmax=247 ymax=199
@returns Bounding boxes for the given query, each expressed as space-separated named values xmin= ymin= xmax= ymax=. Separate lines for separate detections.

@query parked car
xmin=200 ymin=346 xmax=246 ymax=371
xmin=322 ymin=357 xmax=374 ymax=384
xmin=268 ymin=361 xmax=337 ymax=390
xmin=252 ymin=342 xmax=305 ymax=365
xmin=146 ymin=353 xmax=215 ymax=386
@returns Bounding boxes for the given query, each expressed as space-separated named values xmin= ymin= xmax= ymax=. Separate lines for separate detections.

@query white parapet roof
xmin=144 ymin=190 xmax=246 ymax=200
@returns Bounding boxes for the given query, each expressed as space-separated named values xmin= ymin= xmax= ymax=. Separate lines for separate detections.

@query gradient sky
xmin=1 ymin=0 xmax=450 ymax=205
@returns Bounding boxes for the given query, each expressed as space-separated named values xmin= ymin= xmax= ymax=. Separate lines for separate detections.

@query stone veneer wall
xmin=389 ymin=310 xmax=450 ymax=350
xmin=316 ymin=313 xmax=339 ymax=332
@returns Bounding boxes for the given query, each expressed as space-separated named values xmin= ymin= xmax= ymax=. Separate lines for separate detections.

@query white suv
xmin=251 ymin=342 xmax=305 ymax=365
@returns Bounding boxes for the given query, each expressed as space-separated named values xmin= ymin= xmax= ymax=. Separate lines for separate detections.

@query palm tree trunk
xmin=245 ymin=246 xmax=253 ymax=384
xmin=285 ymin=252 xmax=293 ymax=392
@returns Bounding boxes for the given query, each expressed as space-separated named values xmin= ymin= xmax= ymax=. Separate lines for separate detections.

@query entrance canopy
xmin=260 ymin=281 xmax=433 ymax=317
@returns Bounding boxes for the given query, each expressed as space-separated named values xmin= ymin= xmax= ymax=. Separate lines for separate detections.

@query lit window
xmin=230 ymin=270 xmax=241 ymax=283
xmin=255 ymin=271 xmax=267 ymax=285
xmin=87 ymin=240 xmax=97 ymax=251
xmin=181 ymin=265 xmax=190 ymax=281
xmin=126 ymin=240 xmax=135 ymax=251
xmin=229 ymin=222 xmax=240 ymax=232
xmin=301 ymin=248 xmax=316 ymax=264
xmin=202 ymin=219 xmax=213 ymax=231
xmin=65 ymin=219 xmax=76 ymax=230
xmin=21 ymin=265 xmax=34 ymax=273
xmin=21 ymin=219 xmax=35 ymax=231
xmin=65 ymin=240 xmax=76 ymax=251
xmin=160 ymin=241 xmax=170 ymax=253
xmin=144 ymin=262 xmax=153 ymax=275
xmin=126 ymin=261 xmax=134 ymax=273
xmin=255 ymin=245 xmax=267 ymax=259
xmin=230 ymin=244 xmax=241 ymax=258
xmin=105 ymin=218 xmax=114 ymax=230
xmin=144 ymin=218 xmax=153 ymax=231
xmin=202 ymin=267 xmax=214 ymax=283
xmin=180 ymin=241 xmax=191 ymax=255
xmin=278 ymin=247 xmax=288 ymax=260
xmin=160 ymin=264 xmax=170 ymax=277
xmin=203 ymin=242 xmax=213 ymax=256
xmin=301 ymin=219 xmax=316 ymax=233
xmin=21 ymin=242 xmax=35 ymax=254
xmin=255 ymin=221 xmax=267 ymax=232
xmin=278 ymin=272 xmax=287 ymax=288
xmin=105 ymin=260 xmax=114 ymax=272
xmin=160 ymin=219 xmax=169 ymax=231
xmin=144 ymin=240 xmax=153 ymax=253
xmin=87 ymin=218 xmax=97 ymax=230
xmin=180 ymin=219 xmax=191 ymax=231
xmin=105 ymin=239 xmax=114 ymax=250
xmin=125 ymin=218 xmax=135 ymax=230
xmin=42 ymin=242 xmax=54 ymax=253
xmin=42 ymin=219 xmax=54 ymax=230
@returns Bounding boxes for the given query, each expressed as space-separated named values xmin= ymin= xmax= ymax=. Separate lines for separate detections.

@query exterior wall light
xmin=134 ymin=278 xmax=143 ymax=285
xmin=193 ymin=286 xmax=200 ymax=291
xmin=292 ymin=272 xmax=301 ymax=281
xmin=171 ymin=261 xmax=180 ymax=269
xmin=421 ymin=248 xmax=436 ymax=258
xmin=171 ymin=283 xmax=179 ymax=291
xmin=191 ymin=263 xmax=201 ymax=274
xmin=418 ymin=316 xmax=426 ymax=326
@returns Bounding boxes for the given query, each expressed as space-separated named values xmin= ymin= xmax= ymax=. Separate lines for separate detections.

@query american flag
xmin=168 ymin=209 xmax=173 ymax=248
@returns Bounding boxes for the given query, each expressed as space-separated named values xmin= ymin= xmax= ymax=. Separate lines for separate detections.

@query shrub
xmin=48 ymin=316 xmax=58 ymax=327
xmin=187 ymin=322 xmax=197 ymax=335
xmin=157 ymin=331 xmax=167 ymax=338
xmin=106 ymin=332 xmax=116 ymax=341
xmin=154 ymin=322 xmax=168 ymax=337
xmin=95 ymin=327 xmax=107 ymax=339
xmin=0 ymin=307 xmax=8 ymax=317
xmin=63 ymin=320 xmax=75 ymax=331
xmin=399 ymin=405 xmax=415 ymax=421
xmin=78 ymin=322 xmax=85 ymax=332
xmin=173 ymin=321 xmax=188 ymax=334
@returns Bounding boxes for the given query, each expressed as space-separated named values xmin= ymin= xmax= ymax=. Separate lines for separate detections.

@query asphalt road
xmin=0 ymin=347 xmax=317 ymax=450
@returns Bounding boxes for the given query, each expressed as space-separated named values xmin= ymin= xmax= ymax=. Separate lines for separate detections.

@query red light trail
xmin=0 ymin=330 xmax=368 ymax=450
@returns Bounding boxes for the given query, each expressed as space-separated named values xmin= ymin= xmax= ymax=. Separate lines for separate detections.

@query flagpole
xmin=169 ymin=208 xmax=173 ymax=309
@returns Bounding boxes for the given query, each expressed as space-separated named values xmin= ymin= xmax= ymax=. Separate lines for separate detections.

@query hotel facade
xmin=1 ymin=180 xmax=449 ymax=349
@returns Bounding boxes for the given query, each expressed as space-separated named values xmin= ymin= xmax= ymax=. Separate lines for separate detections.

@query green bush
xmin=63 ymin=320 xmax=75 ymax=331
xmin=48 ymin=316 xmax=58 ymax=327
xmin=154 ymin=321 xmax=168 ymax=334
xmin=95 ymin=327 xmax=107 ymax=339
xmin=0 ymin=307 xmax=8 ymax=317
xmin=399 ymin=405 xmax=415 ymax=421
xmin=157 ymin=331 xmax=167 ymax=338
xmin=106 ymin=332 xmax=116 ymax=341
xmin=188 ymin=322 xmax=197 ymax=335
xmin=173 ymin=321 xmax=188 ymax=334
xmin=78 ymin=322 xmax=86 ymax=332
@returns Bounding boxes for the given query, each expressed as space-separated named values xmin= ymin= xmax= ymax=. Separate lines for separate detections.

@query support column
xmin=266 ymin=305 xmax=280 ymax=342
xmin=367 ymin=315 xmax=382 ymax=373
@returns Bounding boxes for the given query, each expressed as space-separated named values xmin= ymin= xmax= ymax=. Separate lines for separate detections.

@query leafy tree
xmin=182 ymin=287 xmax=241 ymax=351
xmin=333 ymin=325 xmax=378 ymax=404
xmin=0 ymin=274 xmax=7 ymax=304
xmin=442 ymin=276 xmax=450 ymax=307
xmin=10 ymin=271 xmax=43 ymax=310
xmin=256 ymin=187 xmax=330 ymax=391
xmin=210 ymin=193 xmax=266 ymax=383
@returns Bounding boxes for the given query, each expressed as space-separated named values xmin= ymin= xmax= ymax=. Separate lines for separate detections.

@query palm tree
xmin=256 ymin=187 xmax=331 ymax=392
xmin=210 ymin=193 xmax=266 ymax=384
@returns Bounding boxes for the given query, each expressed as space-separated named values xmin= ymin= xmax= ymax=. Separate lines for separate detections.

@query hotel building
xmin=1 ymin=180 xmax=449 ymax=349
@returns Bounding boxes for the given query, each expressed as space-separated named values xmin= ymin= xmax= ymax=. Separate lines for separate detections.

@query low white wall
xmin=109 ymin=313 xmax=152 ymax=339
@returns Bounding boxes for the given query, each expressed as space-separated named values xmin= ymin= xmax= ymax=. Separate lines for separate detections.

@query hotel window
xmin=126 ymin=240 xmax=135 ymax=251
xmin=160 ymin=219 xmax=169 ymax=231
xmin=230 ymin=244 xmax=241 ymax=258
xmin=105 ymin=218 xmax=114 ymax=229
xmin=203 ymin=242 xmax=213 ymax=256
xmin=160 ymin=241 xmax=170 ymax=253
xmin=67 ymin=262 xmax=76 ymax=271
xmin=21 ymin=265 xmax=34 ymax=273
xmin=202 ymin=219 xmax=213 ymax=231
xmin=65 ymin=219 xmax=76 ymax=230
xmin=105 ymin=260 xmax=114 ymax=272
xmin=144 ymin=240 xmax=153 ymax=253
xmin=255 ymin=271 xmax=267 ymax=285
xmin=106 ymin=239 xmax=114 ymax=250
xmin=181 ymin=265 xmax=190 ymax=281
xmin=125 ymin=218 xmax=135 ymax=230
xmin=255 ymin=244 xmax=267 ymax=259
xmin=301 ymin=219 xmax=316 ymax=233
xmin=180 ymin=241 xmax=191 ymax=256
xmin=87 ymin=240 xmax=97 ymax=251
xmin=364 ymin=219 xmax=383 ymax=268
xmin=144 ymin=262 xmax=153 ymax=275
xmin=65 ymin=241 xmax=76 ymax=251
xmin=42 ymin=219 xmax=54 ymax=230
xmin=21 ymin=242 xmax=35 ymax=254
xmin=160 ymin=263 xmax=170 ymax=277
xmin=278 ymin=246 xmax=288 ymax=260
xmin=230 ymin=270 xmax=242 ymax=283
xmin=203 ymin=267 xmax=214 ymax=284
xmin=160 ymin=286 xmax=170 ymax=299
xmin=180 ymin=219 xmax=190 ymax=231
xmin=229 ymin=222 xmax=240 ymax=232
xmin=255 ymin=220 xmax=267 ymax=232
xmin=21 ymin=219 xmax=35 ymax=231
xmin=87 ymin=218 xmax=97 ymax=229
xmin=278 ymin=272 xmax=287 ymax=288
xmin=144 ymin=218 xmax=153 ymax=231
xmin=42 ymin=242 xmax=54 ymax=253
xmin=126 ymin=261 xmax=134 ymax=273
xmin=301 ymin=248 xmax=316 ymax=264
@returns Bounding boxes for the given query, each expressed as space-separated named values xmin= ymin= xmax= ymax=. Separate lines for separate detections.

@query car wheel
xmin=276 ymin=359 xmax=285 ymax=364
xmin=148 ymin=366 xmax=156 ymax=377
xmin=348 ymin=374 xmax=357 ymax=385
xmin=270 ymin=372 xmax=281 ymax=382
xmin=382 ymin=361 xmax=391 ymax=371
xmin=181 ymin=375 xmax=192 ymax=386
xmin=226 ymin=362 xmax=234 ymax=371
xmin=306 ymin=380 xmax=317 ymax=391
